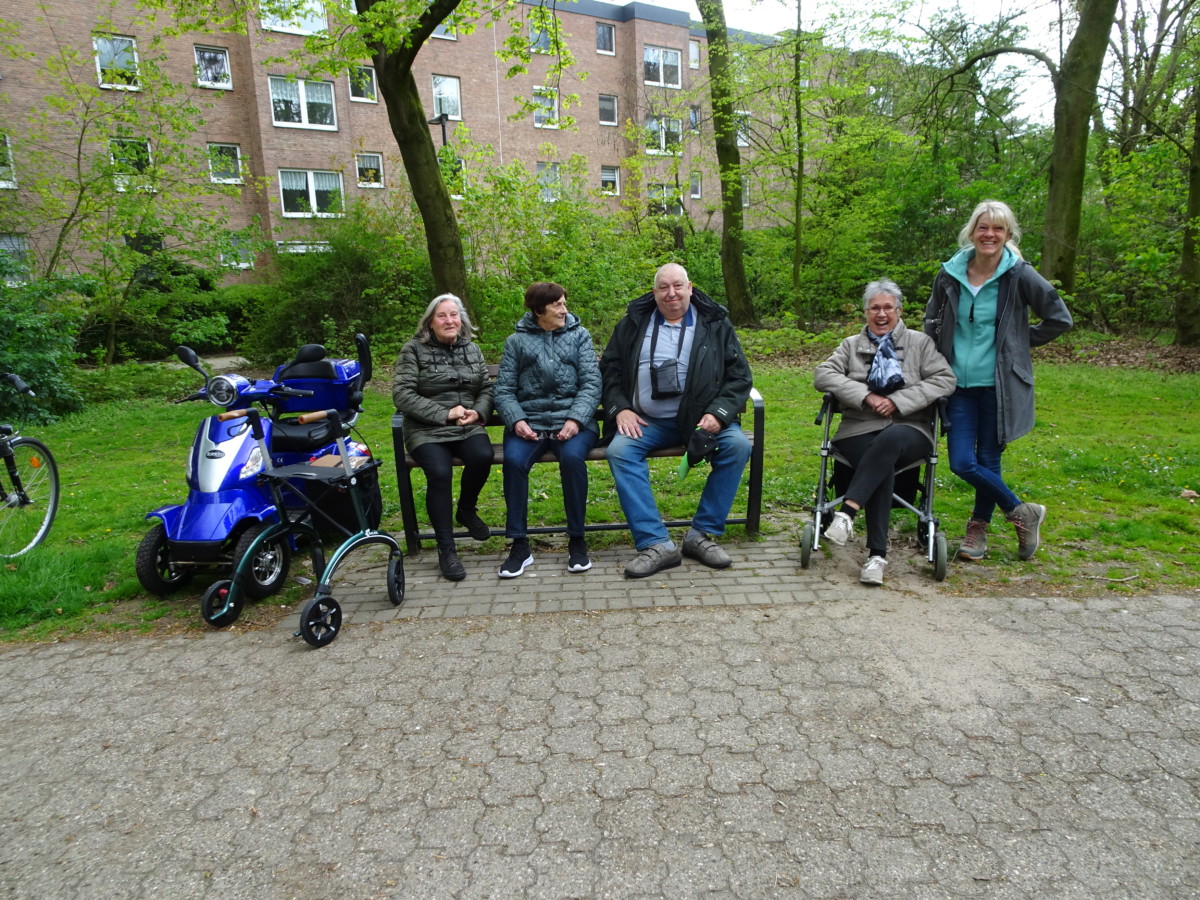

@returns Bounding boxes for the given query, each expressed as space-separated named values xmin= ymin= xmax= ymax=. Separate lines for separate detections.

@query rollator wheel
xmin=799 ymin=523 xmax=814 ymax=568
xmin=386 ymin=551 xmax=405 ymax=606
xmin=299 ymin=594 xmax=342 ymax=648
xmin=933 ymin=532 xmax=948 ymax=582
xmin=201 ymin=579 xmax=242 ymax=628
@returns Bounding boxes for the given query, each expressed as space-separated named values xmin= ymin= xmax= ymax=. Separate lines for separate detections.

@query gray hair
xmin=654 ymin=262 xmax=690 ymax=285
xmin=957 ymin=200 xmax=1023 ymax=254
xmin=415 ymin=293 xmax=476 ymax=343
xmin=862 ymin=279 xmax=903 ymax=311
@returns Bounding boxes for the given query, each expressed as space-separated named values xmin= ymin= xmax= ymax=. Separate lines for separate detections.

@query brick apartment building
xmin=1 ymin=0 xmax=764 ymax=276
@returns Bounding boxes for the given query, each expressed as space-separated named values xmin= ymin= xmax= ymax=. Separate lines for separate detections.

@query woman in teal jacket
xmin=493 ymin=283 xmax=601 ymax=578
xmin=925 ymin=201 xmax=1073 ymax=563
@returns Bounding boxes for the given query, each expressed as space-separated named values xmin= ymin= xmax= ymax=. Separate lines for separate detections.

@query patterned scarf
xmin=867 ymin=331 xmax=904 ymax=395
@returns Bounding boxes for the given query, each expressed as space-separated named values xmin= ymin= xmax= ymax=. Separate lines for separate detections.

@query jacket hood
xmin=624 ymin=286 xmax=727 ymax=322
xmin=513 ymin=310 xmax=582 ymax=334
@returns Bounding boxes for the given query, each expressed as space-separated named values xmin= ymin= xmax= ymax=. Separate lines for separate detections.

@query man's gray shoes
xmin=682 ymin=532 xmax=732 ymax=569
xmin=624 ymin=542 xmax=683 ymax=578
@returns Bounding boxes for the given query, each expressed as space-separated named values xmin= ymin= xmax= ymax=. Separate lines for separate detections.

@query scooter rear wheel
xmin=135 ymin=523 xmax=194 ymax=594
xmin=201 ymin=579 xmax=242 ymax=628
xmin=233 ymin=523 xmax=291 ymax=600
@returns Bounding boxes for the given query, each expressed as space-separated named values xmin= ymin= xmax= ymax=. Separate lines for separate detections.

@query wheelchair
xmin=800 ymin=393 xmax=949 ymax=581
xmin=199 ymin=408 xmax=405 ymax=647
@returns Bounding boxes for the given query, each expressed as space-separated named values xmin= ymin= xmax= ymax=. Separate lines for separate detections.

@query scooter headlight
xmin=239 ymin=445 xmax=264 ymax=480
xmin=207 ymin=375 xmax=243 ymax=408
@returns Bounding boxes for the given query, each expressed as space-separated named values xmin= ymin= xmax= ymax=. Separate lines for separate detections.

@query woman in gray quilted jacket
xmin=493 ymin=283 xmax=601 ymax=579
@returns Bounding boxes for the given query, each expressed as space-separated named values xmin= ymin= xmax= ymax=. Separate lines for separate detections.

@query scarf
xmin=867 ymin=330 xmax=904 ymax=395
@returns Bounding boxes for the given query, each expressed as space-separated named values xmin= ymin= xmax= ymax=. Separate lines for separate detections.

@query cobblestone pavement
xmin=1 ymin=529 xmax=1198 ymax=898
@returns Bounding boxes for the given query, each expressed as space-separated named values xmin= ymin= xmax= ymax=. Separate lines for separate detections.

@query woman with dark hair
xmin=925 ymin=200 xmax=1073 ymax=562
xmin=493 ymin=282 xmax=601 ymax=577
xmin=392 ymin=293 xmax=494 ymax=582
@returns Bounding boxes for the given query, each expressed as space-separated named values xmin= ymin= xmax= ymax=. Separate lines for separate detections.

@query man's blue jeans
xmin=503 ymin=429 xmax=598 ymax=540
xmin=946 ymin=387 xmax=1021 ymax=522
xmin=606 ymin=416 xmax=751 ymax=550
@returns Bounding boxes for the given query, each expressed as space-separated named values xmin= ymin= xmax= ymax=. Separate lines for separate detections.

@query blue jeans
xmin=946 ymin=387 xmax=1021 ymax=522
xmin=503 ymin=429 xmax=598 ymax=540
xmin=606 ymin=417 xmax=751 ymax=550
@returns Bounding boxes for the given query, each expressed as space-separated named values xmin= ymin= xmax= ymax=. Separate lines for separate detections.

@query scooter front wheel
xmin=201 ymin=579 xmax=242 ymax=628
xmin=233 ymin=523 xmax=292 ymax=600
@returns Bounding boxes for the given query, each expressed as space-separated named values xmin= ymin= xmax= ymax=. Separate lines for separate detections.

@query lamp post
xmin=427 ymin=112 xmax=449 ymax=147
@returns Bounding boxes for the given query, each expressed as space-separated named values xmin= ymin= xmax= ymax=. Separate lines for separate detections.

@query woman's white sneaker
xmin=860 ymin=555 xmax=887 ymax=585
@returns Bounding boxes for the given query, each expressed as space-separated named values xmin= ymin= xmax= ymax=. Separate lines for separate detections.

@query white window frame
xmin=536 ymin=162 xmax=560 ymax=202
xmin=600 ymin=165 xmax=620 ymax=196
xmin=269 ymin=76 xmax=338 ymax=130
xmin=0 ymin=234 xmax=29 ymax=284
xmin=432 ymin=74 xmax=461 ymax=120
xmin=530 ymin=23 xmax=552 ymax=54
xmin=276 ymin=241 xmax=333 ymax=253
xmin=648 ymin=183 xmax=683 ymax=216
xmin=221 ymin=234 xmax=255 ymax=269
xmin=598 ymin=94 xmax=618 ymax=126
xmin=736 ymin=110 xmax=751 ymax=147
xmin=645 ymin=116 xmax=682 ymax=155
xmin=348 ymin=65 xmax=377 ymax=103
xmin=262 ymin=0 xmax=327 ymax=35
xmin=356 ymin=152 xmax=384 ymax=187
xmin=690 ymin=172 xmax=702 ymax=199
xmin=432 ymin=22 xmax=457 ymax=40
xmin=688 ymin=105 xmax=701 ymax=132
xmin=596 ymin=22 xmax=615 ymax=55
xmin=533 ymin=87 xmax=559 ymax=129
xmin=194 ymin=45 xmax=232 ymax=89
xmin=689 ymin=40 xmax=701 ymax=69
xmin=0 ymin=135 xmax=15 ymax=189
xmin=207 ymin=143 xmax=243 ymax=184
xmin=110 ymin=138 xmax=154 ymax=192
xmin=278 ymin=168 xmax=344 ymax=217
xmin=94 ymin=35 xmax=140 ymax=90
xmin=643 ymin=45 xmax=681 ymax=89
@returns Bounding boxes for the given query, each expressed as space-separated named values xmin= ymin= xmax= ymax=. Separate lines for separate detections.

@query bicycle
xmin=1 ymin=373 xmax=60 ymax=558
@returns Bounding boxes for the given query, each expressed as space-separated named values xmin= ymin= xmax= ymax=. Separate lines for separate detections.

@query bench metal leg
xmin=392 ymin=424 xmax=423 ymax=555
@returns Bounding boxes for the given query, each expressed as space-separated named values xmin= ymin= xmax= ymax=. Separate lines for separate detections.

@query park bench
xmin=390 ymin=366 xmax=764 ymax=554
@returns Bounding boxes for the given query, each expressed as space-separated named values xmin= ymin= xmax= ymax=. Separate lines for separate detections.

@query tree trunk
xmin=696 ymin=0 xmax=760 ymax=327
xmin=791 ymin=3 xmax=805 ymax=324
xmin=1177 ymin=86 xmax=1200 ymax=346
xmin=1042 ymin=0 xmax=1120 ymax=293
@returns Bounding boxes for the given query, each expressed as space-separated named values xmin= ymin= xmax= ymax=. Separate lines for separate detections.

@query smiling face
xmin=653 ymin=265 xmax=692 ymax=323
xmin=536 ymin=295 xmax=568 ymax=331
xmin=430 ymin=299 xmax=462 ymax=344
xmin=971 ymin=214 xmax=1009 ymax=262
xmin=865 ymin=293 xmax=900 ymax=337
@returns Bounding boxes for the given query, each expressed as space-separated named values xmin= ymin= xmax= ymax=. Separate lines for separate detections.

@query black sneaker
xmin=438 ymin=545 xmax=466 ymax=582
xmin=499 ymin=541 xmax=533 ymax=578
xmin=456 ymin=509 xmax=491 ymax=541
xmin=567 ymin=536 xmax=591 ymax=573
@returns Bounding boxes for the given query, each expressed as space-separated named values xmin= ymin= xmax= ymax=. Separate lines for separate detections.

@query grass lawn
xmin=1 ymin=351 xmax=1197 ymax=640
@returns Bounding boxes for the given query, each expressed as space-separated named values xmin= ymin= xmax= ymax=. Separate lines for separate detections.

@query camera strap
xmin=649 ymin=308 xmax=690 ymax=365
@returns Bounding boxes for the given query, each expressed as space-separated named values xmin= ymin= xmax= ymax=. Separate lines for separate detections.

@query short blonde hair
xmin=415 ymin=293 xmax=476 ymax=343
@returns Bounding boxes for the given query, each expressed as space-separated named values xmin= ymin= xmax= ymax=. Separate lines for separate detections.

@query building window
xmin=0 ymin=135 xmax=15 ymax=189
xmin=648 ymin=184 xmax=683 ymax=216
xmin=736 ymin=110 xmax=751 ymax=147
xmin=208 ymin=143 xmax=243 ymax=183
xmin=276 ymin=241 xmax=332 ymax=253
xmin=596 ymin=22 xmax=615 ymax=54
xmin=432 ymin=22 xmax=457 ymax=39
xmin=194 ymin=46 xmax=232 ymax=89
xmin=533 ymin=87 xmax=558 ymax=129
xmin=269 ymin=76 xmax=337 ymax=129
xmin=440 ymin=154 xmax=465 ymax=198
xmin=689 ymin=40 xmax=700 ymax=68
xmin=220 ymin=234 xmax=255 ymax=269
xmin=645 ymin=116 xmax=682 ymax=154
xmin=349 ymin=66 xmax=377 ymax=102
xmin=94 ymin=35 xmax=139 ymax=89
xmin=536 ymin=162 xmax=560 ymax=201
xmin=279 ymin=169 xmax=344 ymax=216
xmin=0 ymin=234 xmax=29 ymax=283
xmin=600 ymin=165 xmax=620 ymax=196
xmin=743 ymin=183 xmax=750 ymax=207
xmin=643 ymin=46 xmax=681 ymax=88
xmin=688 ymin=105 xmax=701 ymax=132
xmin=432 ymin=74 xmax=461 ymax=120
xmin=530 ymin=23 xmax=552 ymax=53
xmin=110 ymin=139 xmax=153 ymax=191
xmin=599 ymin=94 xmax=618 ymax=126
xmin=690 ymin=172 xmax=702 ymax=199
xmin=262 ymin=0 xmax=326 ymax=35
xmin=356 ymin=152 xmax=384 ymax=187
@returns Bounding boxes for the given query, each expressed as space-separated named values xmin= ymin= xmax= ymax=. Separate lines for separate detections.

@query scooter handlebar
xmin=217 ymin=409 xmax=249 ymax=421
xmin=297 ymin=409 xmax=344 ymax=431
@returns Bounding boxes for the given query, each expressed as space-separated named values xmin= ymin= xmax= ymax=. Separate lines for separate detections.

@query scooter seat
xmin=272 ymin=417 xmax=340 ymax=452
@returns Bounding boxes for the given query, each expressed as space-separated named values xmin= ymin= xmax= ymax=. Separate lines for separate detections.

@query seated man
xmin=601 ymin=263 xmax=753 ymax=578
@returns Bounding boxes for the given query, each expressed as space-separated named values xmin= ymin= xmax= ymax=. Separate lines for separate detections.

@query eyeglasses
xmin=867 ymin=306 xmax=897 ymax=315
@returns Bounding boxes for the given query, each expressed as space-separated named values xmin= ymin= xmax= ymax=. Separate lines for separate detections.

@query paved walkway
xmin=2 ymin=529 xmax=1198 ymax=898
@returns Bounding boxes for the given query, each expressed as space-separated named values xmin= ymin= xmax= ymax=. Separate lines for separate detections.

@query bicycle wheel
xmin=0 ymin=437 xmax=60 ymax=558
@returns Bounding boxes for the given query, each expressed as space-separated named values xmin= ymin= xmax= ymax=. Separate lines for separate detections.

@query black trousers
xmin=409 ymin=434 xmax=495 ymax=547
xmin=833 ymin=424 xmax=930 ymax=556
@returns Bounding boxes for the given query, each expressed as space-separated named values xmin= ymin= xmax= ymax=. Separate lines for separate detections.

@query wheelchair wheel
xmin=799 ymin=522 xmax=814 ymax=568
xmin=933 ymin=532 xmax=948 ymax=582
xmin=299 ymin=594 xmax=342 ymax=648
xmin=201 ymin=579 xmax=242 ymax=628
xmin=387 ymin=551 xmax=405 ymax=606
